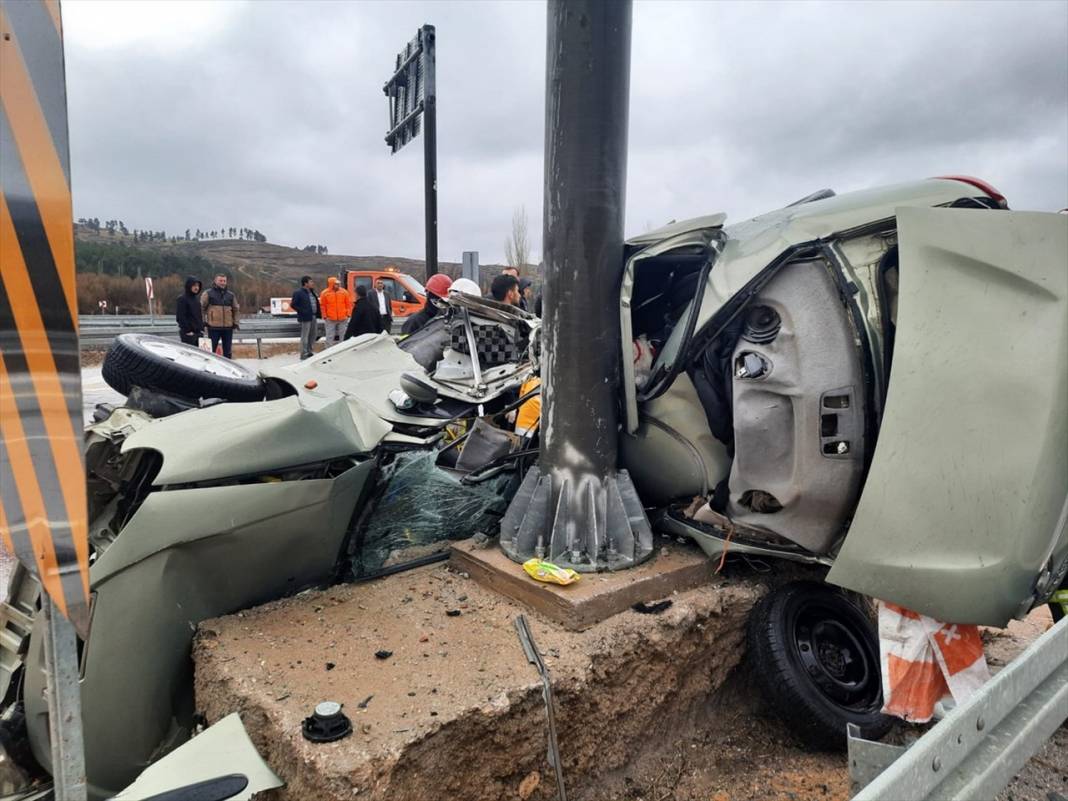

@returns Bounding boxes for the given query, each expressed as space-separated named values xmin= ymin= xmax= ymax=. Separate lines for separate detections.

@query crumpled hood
xmin=122 ymin=392 xmax=390 ymax=485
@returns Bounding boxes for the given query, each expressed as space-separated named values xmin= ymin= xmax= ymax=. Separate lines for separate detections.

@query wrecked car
xmin=1 ymin=177 xmax=1065 ymax=797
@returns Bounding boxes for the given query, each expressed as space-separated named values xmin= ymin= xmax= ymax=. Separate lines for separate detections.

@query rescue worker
xmin=373 ymin=278 xmax=393 ymax=334
xmin=490 ymin=274 xmax=521 ymax=306
xmin=514 ymin=376 xmax=541 ymax=438
xmin=344 ymin=284 xmax=383 ymax=339
xmin=450 ymin=277 xmax=481 ymax=296
xmin=290 ymin=275 xmax=320 ymax=360
xmin=175 ymin=276 xmax=203 ymax=346
xmin=402 ymin=273 xmax=453 ymax=335
xmin=200 ymin=273 xmax=239 ymax=358
xmin=319 ymin=276 xmax=352 ymax=344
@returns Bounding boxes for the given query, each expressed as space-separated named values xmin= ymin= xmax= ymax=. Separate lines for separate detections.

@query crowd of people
xmin=175 ymin=267 xmax=540 ymax=361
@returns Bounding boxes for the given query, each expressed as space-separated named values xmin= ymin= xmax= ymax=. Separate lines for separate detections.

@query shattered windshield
xmin=348 ymin=450 xmax=515 ymax=578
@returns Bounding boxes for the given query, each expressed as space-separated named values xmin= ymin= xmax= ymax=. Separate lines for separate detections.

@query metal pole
xmin=421 ymin=24 xmax=438 ymax=281
xmin=500 ymin=0 xmax=653 ymax=572
xmin=42 ymin=595 xmax=87 ymax=801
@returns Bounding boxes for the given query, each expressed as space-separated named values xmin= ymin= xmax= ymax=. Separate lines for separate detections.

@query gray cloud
xmin=64 ymin=0 xmax=1067 ymax=265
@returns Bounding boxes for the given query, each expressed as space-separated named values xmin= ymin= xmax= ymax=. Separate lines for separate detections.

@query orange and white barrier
xmin=878 ymin=601 xmax=991 ymax=723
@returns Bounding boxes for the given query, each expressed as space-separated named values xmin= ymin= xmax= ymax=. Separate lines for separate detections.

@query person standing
xmin=491 ymin=274 xmax=522 ymax=306
xmin=200 ymin=273 xmax=240 ymax=358
xmin=518 ymin=278 xmax=534 ymax=312
xmin=290 ymin=275 xmax=320 ymax=360
xmin=344 ymin=284 xmax=383 ymax=339
xmin=175 ymin=276 xmax=203 ymax=346
xmin=374 ymin=277 xmax=393 ymax=334
xmin=320 ymin=276 xmax=352 ymax=345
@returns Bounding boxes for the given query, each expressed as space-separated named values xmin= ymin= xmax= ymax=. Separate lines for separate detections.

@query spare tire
xmin=102 ymin=334 xmax=265 ymax=402
xmin=747 ymin=581 xmax=891 ymax=750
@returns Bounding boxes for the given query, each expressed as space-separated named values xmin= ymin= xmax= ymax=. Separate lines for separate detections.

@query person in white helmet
xmin=449 ymin=277 xmax=482 ymax=297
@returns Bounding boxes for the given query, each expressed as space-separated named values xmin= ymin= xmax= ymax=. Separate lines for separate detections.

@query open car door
xmin=828 ymin=207 xmax=1068 ymax=627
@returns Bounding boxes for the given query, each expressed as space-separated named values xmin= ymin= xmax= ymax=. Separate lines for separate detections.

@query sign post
xmin=384 ymin=25 xmax=438 ymax=281
xmin=1 ymin=1 xmax=91 ymax=797
xmin=145 ymin=276 xmax=154 ymax=324
xmin=462 ymin=250 xmax=480 ymax=285
xmin=499 ymin=0 xmax=653 ymax=574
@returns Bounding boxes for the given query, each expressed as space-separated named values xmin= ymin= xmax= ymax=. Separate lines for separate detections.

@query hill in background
xmin=74 ymin=223 xmax=532 ymax=315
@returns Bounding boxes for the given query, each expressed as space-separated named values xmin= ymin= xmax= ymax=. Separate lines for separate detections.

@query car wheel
xmin=747 ymin=580 xmax=891 ymax=750
xmin=101 ymin=333 xmax=265 ymax=402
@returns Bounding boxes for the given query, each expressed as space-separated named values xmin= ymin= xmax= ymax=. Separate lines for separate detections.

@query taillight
xmin=934 ymin=175 xmax=1008 ymax=208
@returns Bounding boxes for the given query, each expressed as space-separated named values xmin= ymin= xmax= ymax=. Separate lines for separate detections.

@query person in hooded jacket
xmin=401 ymin=273 xmax=453 ymax=335
xmin=319 ymin=276 xmax=352 ymax=344
xmin=175 ymin=276 xmax=204 ymax=346
xmin=343 ymin=284 xmax=383 ymax=340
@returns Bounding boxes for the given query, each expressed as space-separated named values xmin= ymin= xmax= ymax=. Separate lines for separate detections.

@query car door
xmin=827 ymin=207 xmax=1068 ymax=627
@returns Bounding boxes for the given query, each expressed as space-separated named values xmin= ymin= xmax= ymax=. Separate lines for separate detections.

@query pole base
xmin=500 ymin=466 xmax=654 ymax=572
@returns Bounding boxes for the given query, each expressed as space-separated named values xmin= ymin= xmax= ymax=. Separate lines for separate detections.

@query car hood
xmin=122 ymin=392 xmax=390 ymax=485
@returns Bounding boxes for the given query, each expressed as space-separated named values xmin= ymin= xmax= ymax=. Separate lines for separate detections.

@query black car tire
xmin=747 ymin=580 xmax=892 ymax=750
xmin=102 ymin=333 xmax=265 ymax=402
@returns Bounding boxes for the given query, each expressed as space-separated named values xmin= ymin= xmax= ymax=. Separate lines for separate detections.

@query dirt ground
xmin=194 ymin=549 xmax=1064 ymax=801
xmin=195 ymin=558 xmax=767 ymax=801
xmin=589 ymin=605 xmax=1064 ymax=801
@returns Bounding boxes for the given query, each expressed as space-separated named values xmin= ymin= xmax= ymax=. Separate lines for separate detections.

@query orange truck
xmin=341 ymin=268 xmax=427 ymax=321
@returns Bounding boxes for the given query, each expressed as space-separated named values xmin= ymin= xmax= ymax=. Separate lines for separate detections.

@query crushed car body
xmin=1 ymin=177 xmax=1065 ymax=797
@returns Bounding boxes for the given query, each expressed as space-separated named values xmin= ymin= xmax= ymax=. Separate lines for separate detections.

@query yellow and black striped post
xmin=2 ymin=4 xmax=89 ymax=795
xmin=0 ymin=0 xmax=89 ymax=633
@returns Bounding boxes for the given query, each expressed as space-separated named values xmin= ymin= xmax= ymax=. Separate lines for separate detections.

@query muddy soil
xmin=588 ymin=606 xmax=1063 ymax=801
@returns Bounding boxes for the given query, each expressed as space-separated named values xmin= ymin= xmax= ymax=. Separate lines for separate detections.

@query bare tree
xmin=504 ymin=205 xmax=530 ymax=268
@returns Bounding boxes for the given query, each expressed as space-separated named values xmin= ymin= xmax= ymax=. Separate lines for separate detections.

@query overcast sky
xmin=63 ymin=0 xmax=1068 ymax=264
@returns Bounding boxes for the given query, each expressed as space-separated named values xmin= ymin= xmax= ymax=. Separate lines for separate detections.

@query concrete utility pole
xmin=500 ymin=0 xmax=653 ymax=572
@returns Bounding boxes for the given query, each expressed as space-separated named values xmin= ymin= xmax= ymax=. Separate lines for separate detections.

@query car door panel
xmin=827 ymin=208 xmax=1068 ymax=627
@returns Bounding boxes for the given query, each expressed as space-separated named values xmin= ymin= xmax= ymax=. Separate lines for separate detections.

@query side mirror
xmin=400 ymin=372 xmax=438 ymax=404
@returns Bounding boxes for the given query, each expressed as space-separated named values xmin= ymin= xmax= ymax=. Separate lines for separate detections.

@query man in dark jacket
xmin=175 ymin=276 xmax=203 ymax=345
xmin=290 ymin=275 xmax=320 ymax=359
xmin=344 ymin=284 xmax=383 ymax=340
xmin=518 ymin=278 xmax=533 ymax=312
xmin=374 ymin=278 xmax=393 ymax=334
xmin=200 ymin=273 xmax=240 ymax=358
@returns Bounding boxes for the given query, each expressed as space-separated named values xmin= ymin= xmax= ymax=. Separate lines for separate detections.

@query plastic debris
xmin=522 ymin=558 xmax=581 ymax=586
xmin=877 ymin=601 xmax=991 ymax=723
xmin=632 ymin=599 xmax=673 ymax=615
xmin=302 ymin=701 xmax=352 ymax=743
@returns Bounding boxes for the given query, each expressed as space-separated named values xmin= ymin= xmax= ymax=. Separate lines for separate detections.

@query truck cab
xmin=342 ymin=268 xmax=427 ymax=322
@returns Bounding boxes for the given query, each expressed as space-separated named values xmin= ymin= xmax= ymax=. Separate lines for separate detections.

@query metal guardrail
xmin=77 ymin=315 xmax=404 ymax=347
xmin=77 ymin=316 xmax=306 ymax=347
xmin=849 ymin=614 xmax=1068 ymax=800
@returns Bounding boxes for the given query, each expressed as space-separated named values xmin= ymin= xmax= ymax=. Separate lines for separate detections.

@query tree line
xmin=74 ymin=240 xmax=291 ymax=315
xmin=77 ymin=218 xmax=267 ymax=243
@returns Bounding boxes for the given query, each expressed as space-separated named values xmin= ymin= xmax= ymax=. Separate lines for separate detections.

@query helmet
xmin=449 ymin=278 xmax=481 ymax=297
xmin=425 ymin=273 xmax=453 ymax=298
